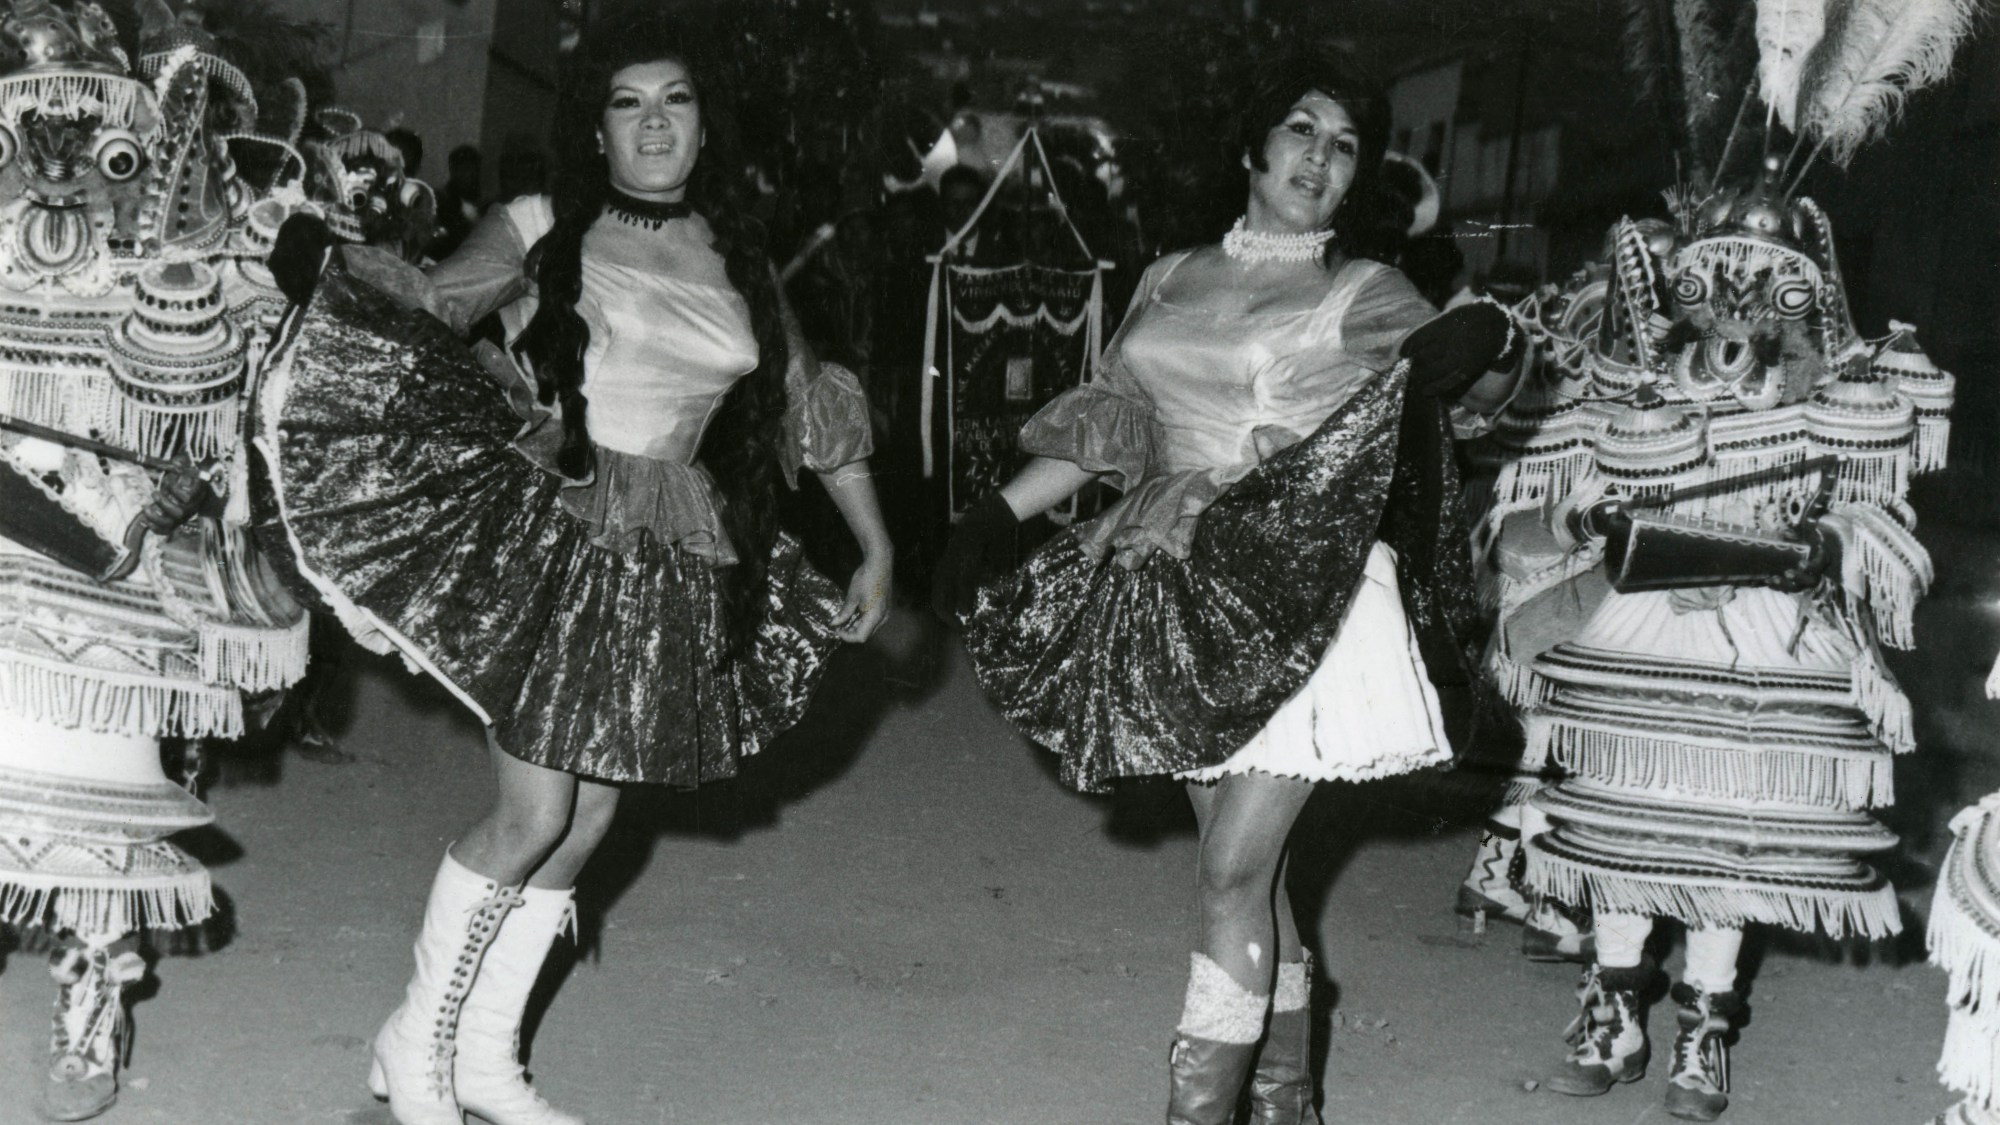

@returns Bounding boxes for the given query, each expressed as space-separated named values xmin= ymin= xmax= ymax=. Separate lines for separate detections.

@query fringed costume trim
xmin=1939 ymin=1008 xmax=2000 ymax=1109
xmin=1526 ymin=844 xmax=1900 ymax=941
xmin=0 ymin=653 xmax=241 ymax=740
xmin=0 ymin=835 xmax=214 ymax=935
xmin=1524 ymin=712 xmax=1892 ymax=810
xmin=1834 ymin=502 xmax=1931 ymax=650
xmin=1850 ymin=645 xmax=1916 ymax=754
xmin=1489 ymin=646 xmax=1554 ymax=708
xmin=196 ymin=616 xmax=310 ymax=694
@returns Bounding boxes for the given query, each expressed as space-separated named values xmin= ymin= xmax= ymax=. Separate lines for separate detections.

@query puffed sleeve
xmin=1338 ymin=263 xmax=1438 ymax=375
xmin=332 ymin=201 xmax=539 ymax=339
xmin=774 ymin=272 xmax=875 ymax=483
xmin=425 ymin=203 xmax=540 ymax=336
xmin=1014 ymin=255 xmax=1173 ymax=491
xmin=782 ymin=360 xmax=876 ymax=479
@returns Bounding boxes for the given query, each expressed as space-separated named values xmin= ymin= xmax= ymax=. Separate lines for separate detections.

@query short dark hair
xmin=1236 ymin=52 xmax=1399 ymax=262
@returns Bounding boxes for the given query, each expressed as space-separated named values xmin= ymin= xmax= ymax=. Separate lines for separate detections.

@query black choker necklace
xmin=605 ymin=188 xmax=693 ymax=229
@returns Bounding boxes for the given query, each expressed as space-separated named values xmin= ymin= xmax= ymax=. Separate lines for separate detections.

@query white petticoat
xmin=1178 ymin=541 xmax=1451 ymax=783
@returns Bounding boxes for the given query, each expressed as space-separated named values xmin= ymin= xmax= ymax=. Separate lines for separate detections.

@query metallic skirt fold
xmin=254 ymin=261 xmax=840 ymax=785
xmin=964 ymin=370 xmax=1483 ymax=793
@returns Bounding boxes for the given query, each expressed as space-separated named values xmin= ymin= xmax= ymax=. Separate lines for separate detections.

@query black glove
xmin=930 ymin=490 xmax=1021 ymax=622
xmin=270 ymin=212 xmax=336 ymax=306
xmin=1399 ymin=302 xmax=1518 ymax=399
xmin=138 ymin=460 xmax=216 ymax=534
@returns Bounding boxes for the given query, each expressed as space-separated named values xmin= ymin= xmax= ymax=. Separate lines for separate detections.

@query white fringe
xmin=1936 ymin=1097 xmax=2000 ymax=1125
xmin=0 ymin=653 xmax=242 ymax=740
xmin=1931 ymin=882 xmax=2000 ymax=1015
xmin=1492 ymin=450 xmax=1593 ymax=512
xmin=1499 ymin=776 xmax=1548 ymax=813
xmin=1828 ymin=450 xmax=1913 ymax=514
xmin=198 ymin=615 xmax=310 ymax=693
xmin=0 ymin=872 xmax=214 ymax=935
xmin=1527 ymin=847 xmax=1901 ymax=940
xmin=1532 ymin=719 xmax=1892 ymax=810
xmin=1987 ymin=652 xmax=2000 ymax=701
xmin=0 ymin=74 xmax=144 ymax=130
xmin=1488 ymin=647 xmax=1554 ymax=708
xmin=1916 ymin=417 xmax=1953 ymax=474
xmin=1836 ymin=505 xmax=1931 ymax=650
xmin=99 ymin=390 xmax=239 ymax=463
xmin=0 ymin=364 xmax=96 ymax=435
xmin=1850 ymin=647 xmax=1916 ymax=754
xmin=1940 ymin=1007 xmax=2000 ymax=1108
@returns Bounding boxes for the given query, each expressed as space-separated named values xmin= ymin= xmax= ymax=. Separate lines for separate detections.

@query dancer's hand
xmin=269 ymin=212 xmax=335 ymax=306
xmin=835 ymin=550 xmax=894 ymax=642
xmin=139 ymin=459 xmax=216 ymax=533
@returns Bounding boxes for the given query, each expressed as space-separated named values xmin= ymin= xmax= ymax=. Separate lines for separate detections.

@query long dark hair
xmin=1234 ymin=52 xmax=1402 ymax=264
xmin=512 ymin=10 xmax=789 ymax=651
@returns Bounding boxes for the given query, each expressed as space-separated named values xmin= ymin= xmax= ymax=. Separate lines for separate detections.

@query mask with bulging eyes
xmin=1665 ymin=233 xmax=1827 ymax=412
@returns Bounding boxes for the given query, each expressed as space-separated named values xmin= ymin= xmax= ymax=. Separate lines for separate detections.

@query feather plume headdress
xmin=1756 ymin=0 xmax=1830 ymax=131
xmin=1792 ymin=0 xmax=1983 ymax=169
xmin=1621 ymin=0 xmax=1761 ymax=182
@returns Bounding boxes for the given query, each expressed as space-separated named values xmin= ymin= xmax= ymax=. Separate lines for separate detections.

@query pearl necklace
xmin=1221 ymin=217 xmax=1334 ymax=264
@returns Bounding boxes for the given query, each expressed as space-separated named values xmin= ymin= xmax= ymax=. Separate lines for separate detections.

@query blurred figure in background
xmin=431 ymin=144 xmax=486 ymax=261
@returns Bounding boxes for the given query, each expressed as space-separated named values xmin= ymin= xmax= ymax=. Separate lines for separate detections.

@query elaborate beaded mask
xmin=1662 ymin=160 xmax=1848 ymax=413
xmin=0 ymin=0 xmax=156 ymax=293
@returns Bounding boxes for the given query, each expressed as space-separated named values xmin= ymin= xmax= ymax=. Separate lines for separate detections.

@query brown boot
xmin=1166 ymin=953 xmax=1268 ymax=1125
xmin=1245 ymin=954 xmax=1319 ymax=1125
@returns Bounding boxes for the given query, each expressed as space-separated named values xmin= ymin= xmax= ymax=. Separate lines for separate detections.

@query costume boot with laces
xmin=1522 ymin=894 xmax=1596 ymax=964
xmin=40 ymin=937 xmax=147 ymax=1123
xmin=1166 ymin=953 xmax=1268 ymax=1125
xmin=1456 ymin=824 xmax=1530 ymax=925
xmin=1663 ymin=982 xmax=1742 ymax=1121
xmin=456 ymin=884 xmax=584 ymax=1125
xmin=369 ymin=850 xmax=522 ymax=1125
xmin=1245 ymin=953 xmax=1319 ymax=1125
xmin=1547 ymin=961 xmax=1655 ymax=1097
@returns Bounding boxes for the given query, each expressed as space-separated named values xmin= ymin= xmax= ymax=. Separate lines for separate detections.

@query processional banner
xmin=935 ymin=263 xmax=1100 ymax=516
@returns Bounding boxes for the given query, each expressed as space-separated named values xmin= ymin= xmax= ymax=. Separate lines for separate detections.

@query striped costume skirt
xmin=1521 ymin=585 xmax=1906 ymax=940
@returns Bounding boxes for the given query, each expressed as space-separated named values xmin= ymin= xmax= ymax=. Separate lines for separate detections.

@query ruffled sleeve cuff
xmin=1018 ymin=383 xmax=1154 ymax=491
xmin=780 ymin=361 xmax=876 ymax=485
xmin=1072 ymin=468 xmax=1224 ymax=569
xmin=339 ymin=245 xmax=448 ymax=321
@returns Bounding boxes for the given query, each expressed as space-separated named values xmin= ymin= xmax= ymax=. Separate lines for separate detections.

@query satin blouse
xmin=1022 ymin=252 xmax=1436 ymax=564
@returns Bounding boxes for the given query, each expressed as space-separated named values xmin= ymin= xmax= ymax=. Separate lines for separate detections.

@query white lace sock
xmin=1271 ymin=959 xmax=1310 ymax=1014
xmin=1178 ymin=952 xmax=1270 ymax=1044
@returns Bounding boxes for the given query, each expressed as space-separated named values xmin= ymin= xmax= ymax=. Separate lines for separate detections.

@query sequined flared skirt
xmin=253 ymin=260 xmax=842 ymax=785
xmin=962 ymin=370 xmax=1453 ymax=793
